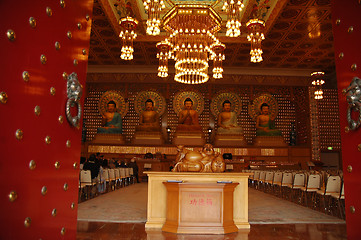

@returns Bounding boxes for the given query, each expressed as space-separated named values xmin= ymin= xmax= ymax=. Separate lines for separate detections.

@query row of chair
xmin=244 ymin=169 xmax=345 ymax=219
xmin=79 ymin=167 xmax=135 ymax=202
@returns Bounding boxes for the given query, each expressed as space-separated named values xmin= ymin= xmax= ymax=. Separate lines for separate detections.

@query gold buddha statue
xmin=135 ymin=99 xmax=160 ymax=132
xmin=176 ymin=98 xmax=202 ymax=132
xmin=217 ymin=100 xmax=243 ymax=134
xmin=97 ymin=100 xmax=122 ymax=134
xmin=256 ymin=103 xmax=282 ymax=136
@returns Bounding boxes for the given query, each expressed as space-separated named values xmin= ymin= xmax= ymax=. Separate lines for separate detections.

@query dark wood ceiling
xmin=88 ymin=0 xmax=336 ymax=87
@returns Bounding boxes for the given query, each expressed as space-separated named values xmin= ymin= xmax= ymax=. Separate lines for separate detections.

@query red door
xmin=332 ymin=0 xmax=361 ymax=239
xmin=0 ymin=1 xmax=93 ymax=239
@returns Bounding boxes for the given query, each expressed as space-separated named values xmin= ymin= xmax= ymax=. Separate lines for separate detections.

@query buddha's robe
xmin=218 ymin=112 xmax=243 ymax=134
xmin=135 ymin=123 xmax=160 ymax=132
xmin=256 ymin=120 xmax=282 ymax=136
xmin=176 ymin=110 xmax=202 ymax=132
xmin=135 ymin=111 xmax=160 ymax=132
xmin=97 ymin=112 xmax=122 ymax=134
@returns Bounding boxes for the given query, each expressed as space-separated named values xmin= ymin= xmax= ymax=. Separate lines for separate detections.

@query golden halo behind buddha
xmin=134 ymin=90 xmax=166 ymax=116
xmin=248 ymin=94 xmax=279 ymax=121
xmin=210 ymin=92 xmax=242 ymax=117
xmin=173 ymin=91 xmax=204 ymax=116
xmin=98 ymin=91 xmax=128 ymax=117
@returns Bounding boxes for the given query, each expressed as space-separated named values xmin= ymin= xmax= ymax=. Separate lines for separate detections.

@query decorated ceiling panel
xmin=88 ymin=0 xmax=336 ymax=87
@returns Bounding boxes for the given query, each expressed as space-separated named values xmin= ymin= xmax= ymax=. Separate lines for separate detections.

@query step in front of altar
xmin=214 ymin=134 xmax=247 ymax=147
xmin=172 ymin=132 xmax=205 ymax=146
xmin=132 ymin=131 xmax=164 ymax=145
xmin=91 ymin=133 xmax=125 ymax=145
xmin=253 ymin=136 xmax=287 ymax=147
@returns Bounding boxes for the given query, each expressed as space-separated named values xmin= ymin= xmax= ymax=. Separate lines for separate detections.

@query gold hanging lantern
xmin=119 ymin=17 xmax=138 ymax=60
xmin=161 ymin=4 xmax=223 ymax=84
xmin=311 ymin=71 xmax=325 ymax=100
xmin=246 ymin=19 xmax=265 ymax=63
xmin=157 ymin=40 xmax=172 ymax=78
xmin=143 ymin=0 xmax=166 ymax=35
xmin=222 ymin=0 xmax=244 ymax=37
xmin=210 ymin=42 xmax=225 ymax=79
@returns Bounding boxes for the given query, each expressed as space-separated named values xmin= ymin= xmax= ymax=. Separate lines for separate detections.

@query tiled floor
xmin=77 ymin=183 xmax=344 ymax=224
xmin=77 ymin=183 xmax=346 ymax=239
xmin=76 ymin=222 xmax=347 ymax=240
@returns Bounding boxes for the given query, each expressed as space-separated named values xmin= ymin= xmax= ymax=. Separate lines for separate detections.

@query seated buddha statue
xmin=217 ymin=100 xmax=243 ymax=134
xmin=176 ymin=98 xmax=202 ymax=132
xmin=256 ymin=103 xmax=282 ymax=136
xmin=97 ymin=100 xmax=122 ymax=134
xmin=135 ymin=99 xmax=160 ymax=132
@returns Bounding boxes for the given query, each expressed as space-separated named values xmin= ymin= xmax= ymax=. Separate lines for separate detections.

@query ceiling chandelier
xmin=143 ymin=0 xmax=166 ymax=35
xmin=119 ymin=17 xmax=138 ymax=60
xmin=156 ymin=40 xmax=171 ymax=78
xmin=127 ymin=0 xmax=268 ymax=83
xmin=311 ymin=71 xmax=325 ymax=100
xmin=157 ymin=4 xmax=225 ymax=84
xmin=222 ymin=0 xmax=244 ymax=37
xmin=210 ymin=42 xmax=225 ymax=79
xmin=246 ymin=19 xmax=265 ymax=63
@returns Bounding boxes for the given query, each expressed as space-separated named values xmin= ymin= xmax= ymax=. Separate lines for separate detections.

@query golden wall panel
xmin=83 ymin=83 xmax=311 ymax=145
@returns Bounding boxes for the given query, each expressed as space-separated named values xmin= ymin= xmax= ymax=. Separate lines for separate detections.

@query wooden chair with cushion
xmin=264 ymin=171 xmax=275 ymax=193
xmin=257 ymin=171 xmax=267 ymax=190
xmin=251 ymin=171 xmax=260 ymax=188
xmin=125 ymin=168 xmax=131 ymax=185
xmin=120 ymin=168 xmax=127 ymax=187
xmin=271 ymin=172 xmax=283 ymax=196
xmin=329 ymin=180 xmax=345 ymax=218
xmin=108 ymin=168 xmax=116 ymax=191
xmin=114 ymin=168 xmax=122 ymax=188
xmin=101 ymin=169 xmax=110 ymax=192
xmin=79 ymin=170 xmax=96 ymax=201
xmin=315 ymin=175 xmax=341 ymax=214
xmin=289 ymin=173 xmax=305 ymax=203
xmin=280 ymin=172 xmax=293 ymax=199
xmin=300 ymin=174 xmax=321 ymax=208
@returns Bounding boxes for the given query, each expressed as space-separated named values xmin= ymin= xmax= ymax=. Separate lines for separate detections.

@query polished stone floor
xmin=78 ymin=183 xmax=344 ymax=224
xmin=76 ymin=222 xmax=347 ymax=240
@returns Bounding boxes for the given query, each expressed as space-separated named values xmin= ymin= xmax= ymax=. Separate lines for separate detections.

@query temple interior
xmin=76 ymin=0 xmax=348 ymax=239
xmin=82 ymin=0 xmax=341 ymax=174
xmin=3 ymin=0 xmax=360 ymax=238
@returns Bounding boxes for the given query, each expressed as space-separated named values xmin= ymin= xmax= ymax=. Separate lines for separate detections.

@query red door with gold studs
xmin=0 ymin=1 xmax=93 ymax=239
xmin=332 ymin=0 xmax=361 ymax=239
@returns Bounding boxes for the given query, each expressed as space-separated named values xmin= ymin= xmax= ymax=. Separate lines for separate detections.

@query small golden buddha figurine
xmin=172 ymin=144 xmax=225 ymax=173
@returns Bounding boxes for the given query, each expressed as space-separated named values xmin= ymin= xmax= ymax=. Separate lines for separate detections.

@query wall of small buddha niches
xmin=83 ymin=82 xmax=316 ymax=146
xmin=317 ymin=89 xmax=341 ymax=151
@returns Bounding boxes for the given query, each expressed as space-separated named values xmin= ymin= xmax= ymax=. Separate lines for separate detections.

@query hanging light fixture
xmin=210 ymin=42 xmax=225 ymax=79
xmin=143 ymin=0 xmax=166 ymax=35
xmin=156 ymin=40 xmax=172 ymax=77
xmin=119 ymin=17 xmax=138 ymax=60
xmin=311 ymin=71 xmax=325 ymax=100
xmin=158 ymin=4 xmax=223 ymax=84
xmin=246 ymin=19 xmax=265 ymax=63
xmin=222 ymin=0 xmax=244 ymax=37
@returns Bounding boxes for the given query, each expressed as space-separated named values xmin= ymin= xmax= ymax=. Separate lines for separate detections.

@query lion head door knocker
xmin=66 ymin=72 xmax=83 ymax=127
xmin=346 ymin=77 xmax=361 ymax=131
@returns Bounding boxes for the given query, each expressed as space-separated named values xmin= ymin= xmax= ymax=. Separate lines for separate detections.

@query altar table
xmin=144 ymin=171 xmax=252 ymax=230
xmin=162 ymin=182 xmax=239 ymax=234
